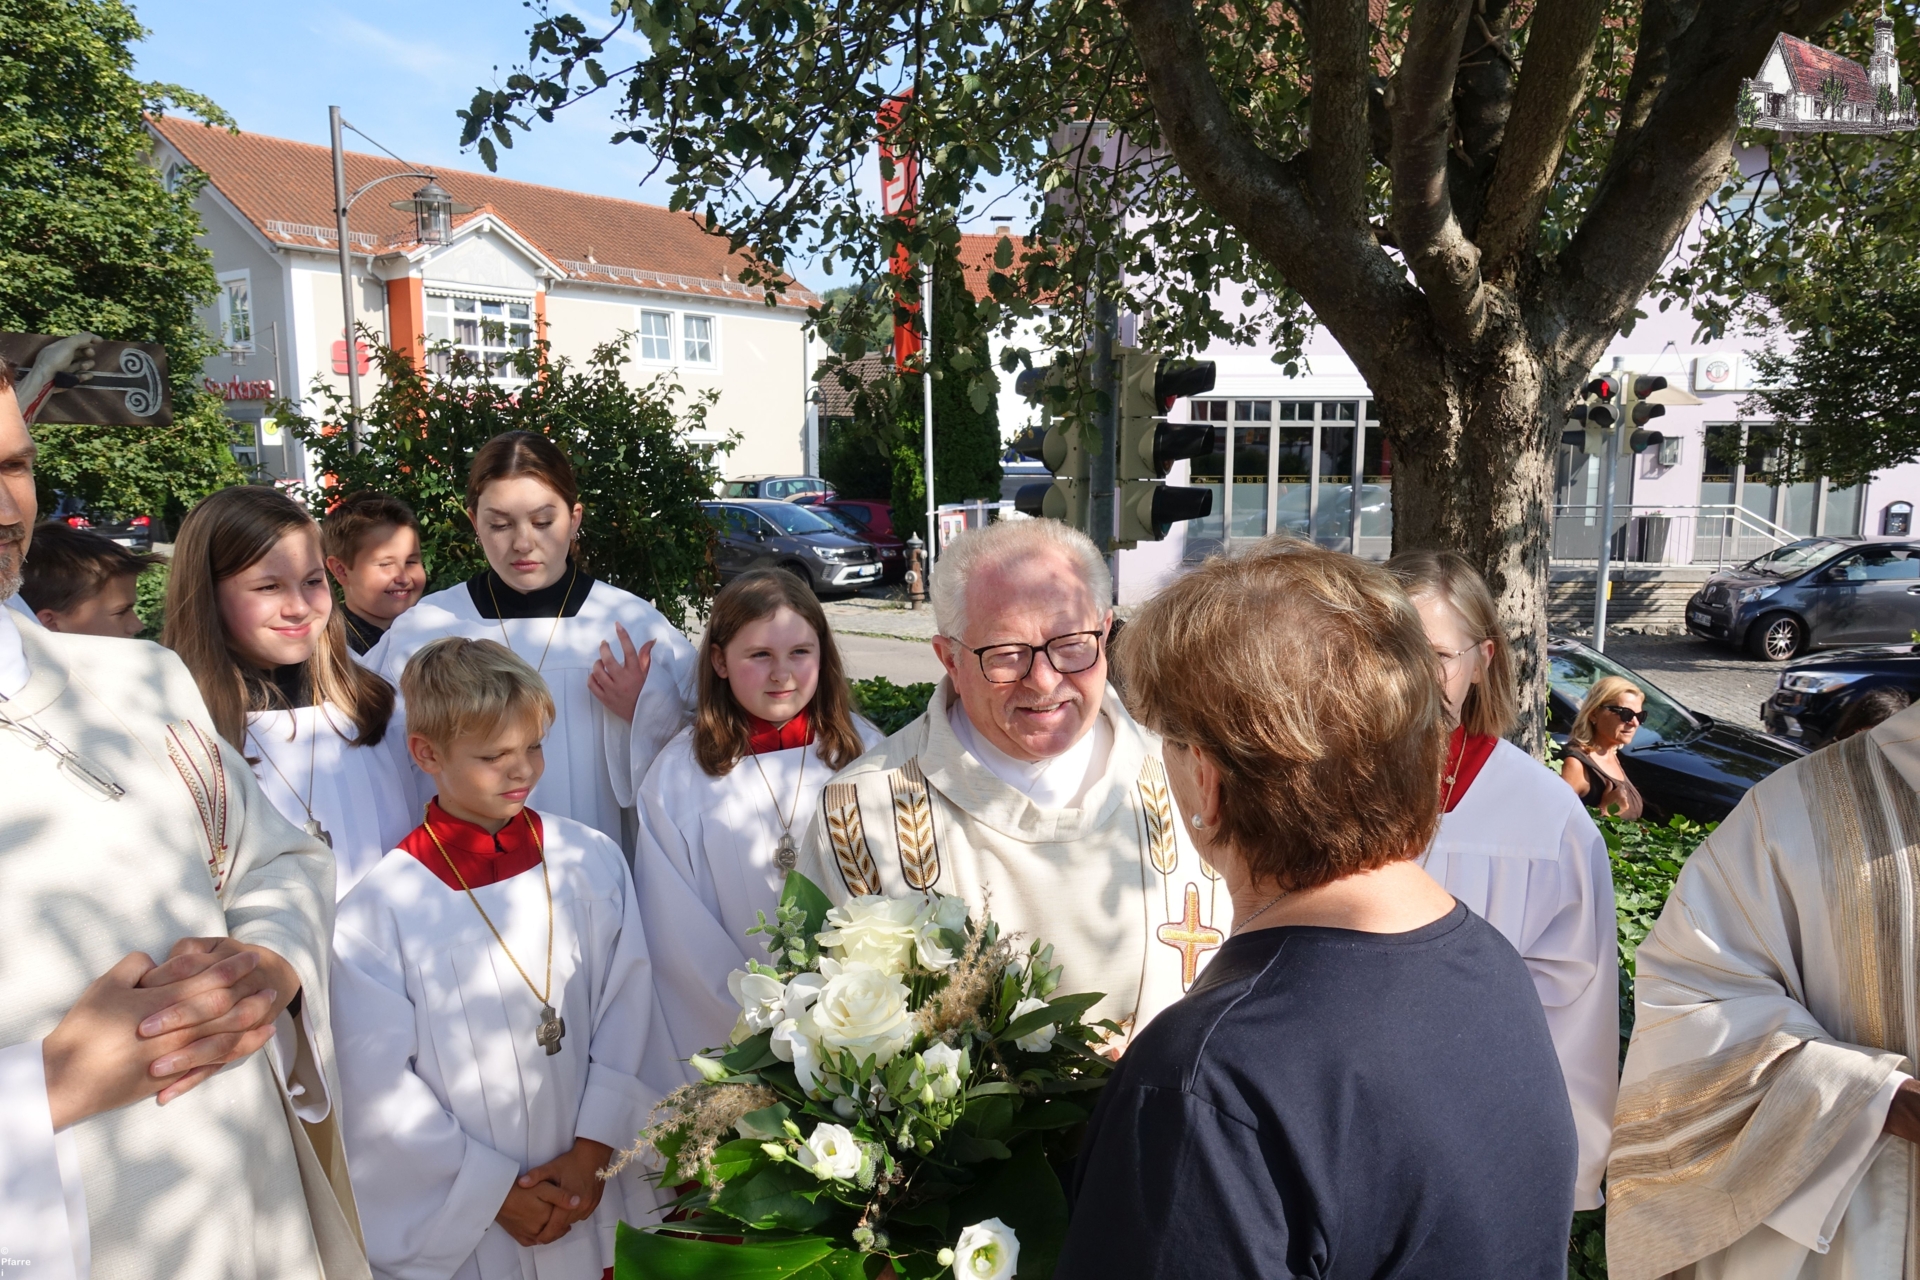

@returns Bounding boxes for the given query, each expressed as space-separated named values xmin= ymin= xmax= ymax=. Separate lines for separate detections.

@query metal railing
xmin=1552 ymin=503 xmax=1801 ymax=569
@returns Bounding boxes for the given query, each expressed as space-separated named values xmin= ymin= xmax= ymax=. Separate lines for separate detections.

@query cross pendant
xmin=304 ymin=818 xmax=333 ymax=849
xmin=537 ymin=1004 xmax=566 ymax=1056
xmin=774 ymin=832 xmax=798 ymax=873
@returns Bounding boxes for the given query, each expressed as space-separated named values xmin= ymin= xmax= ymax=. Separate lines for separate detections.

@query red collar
xmin=1443 ymin=725 xmax=1499 ymax=813
xmin=747 ymin=707 xmax=815 ymax=755
xmin=401 ymin=800 xmax=546 ymax=890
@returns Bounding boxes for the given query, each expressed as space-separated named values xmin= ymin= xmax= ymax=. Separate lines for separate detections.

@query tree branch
xmin=1306 ymin=0 xmax=1372 ymax=226
xmin=1448 ymin=0 xmax=1518 ymax=240
xmin=1389 ymin=0 xmax=1490 ymax=349
xmin=1475 ymin=0 xmax=1607 ymax=272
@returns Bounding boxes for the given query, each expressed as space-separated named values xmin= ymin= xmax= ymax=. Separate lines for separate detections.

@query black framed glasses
xmin=1603 ymin=704 xmax=1647 ymax=724
xmin=959 ymin=628 xmax=1107 ymax=685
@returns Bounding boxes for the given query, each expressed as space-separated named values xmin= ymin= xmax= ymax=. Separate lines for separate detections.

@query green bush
xmin=849 ymin=675 xmax=936 ymax=735
xmin=134 ymin=560 xmax=168 ymax=639
xmin=285 ymin=339 xmax=733 ymax=625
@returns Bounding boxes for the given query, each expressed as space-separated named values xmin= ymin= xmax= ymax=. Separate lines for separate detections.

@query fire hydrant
xmin=905 ymin=533 xmax=927 ymax=609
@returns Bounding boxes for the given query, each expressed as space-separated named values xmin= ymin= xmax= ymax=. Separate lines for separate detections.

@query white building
xmin=147 ymin=117 xmax=819 ymax=483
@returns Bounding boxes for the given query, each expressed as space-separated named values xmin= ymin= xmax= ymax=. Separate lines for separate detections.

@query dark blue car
xmin=1761 ymin=645 xmax=1920 ymax=747
xmin=1684 ymin=537 xmax=1920 ymax=661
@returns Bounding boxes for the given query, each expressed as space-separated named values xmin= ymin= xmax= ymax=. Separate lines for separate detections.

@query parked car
xmin=46 ymin=495 xmax=154 ymax=550
xmin=1761 ymin=643 xmax=1920 ymax=747
xmin=1683 ymin=536 xmax=1920 ymax=661
xmin=722 ymin=475 xmax=835 ymax=502
xmin=1547 ymin=635 xmax=1805 ymax=822
xmin=703 ymin=500 xmax=881 ymax=595
xmin=797 ymin=498 xmax=908 ymax=583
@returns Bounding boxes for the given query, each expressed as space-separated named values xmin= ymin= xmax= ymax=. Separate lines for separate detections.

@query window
xmin=1833 ymin=548 xmax=1920 ymax=581
xmin=162 ymin=160 xmax=197 ymax=194
xmin=425 ymin=293 xmax=533 ymax=380
xmin=683 ymin=313 xmax=715 ymax=364
xmin=639 ymin=310 xmax=673 ymax=361
xmin=217 ymin=271 xmax=253 ymax=350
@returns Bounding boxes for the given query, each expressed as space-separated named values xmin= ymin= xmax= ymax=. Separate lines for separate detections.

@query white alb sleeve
xmin=0 ymin=1040 xmax=87 ymax=1280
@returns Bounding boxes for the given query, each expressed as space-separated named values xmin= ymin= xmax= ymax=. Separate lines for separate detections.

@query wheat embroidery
xmin=1137 ymin=758 xmax=1180 ymax=876
xmin=822 ymin=782 xmax=879 ymax=896
xmin=889 ymin=758 xmax=941 ymax=891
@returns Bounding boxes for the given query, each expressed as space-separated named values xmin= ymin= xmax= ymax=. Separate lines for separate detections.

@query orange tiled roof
xmin=148 ymin=116 xmax=817 ymax=307
xmin=1777 ymin=35 xmax=1876 ymax=104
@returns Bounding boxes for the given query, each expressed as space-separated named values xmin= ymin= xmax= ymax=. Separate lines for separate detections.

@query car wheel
xmin=1748 ymin=612 xmax=1805 ymax=662
xmin=779 ymin=560 xmax=818 ymax=593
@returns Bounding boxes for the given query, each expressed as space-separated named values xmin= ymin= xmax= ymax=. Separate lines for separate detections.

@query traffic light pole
xmin=1091 ymin=294 xmax=1119 ymax=561
xmin=1592 ymin=360 xmax=1626 ymax=652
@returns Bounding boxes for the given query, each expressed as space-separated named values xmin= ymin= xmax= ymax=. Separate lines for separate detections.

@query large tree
xmin=462 ymin=0 xmax=1855 ymax=727
xmin=0 ymin=0 xmax=246 ymax=525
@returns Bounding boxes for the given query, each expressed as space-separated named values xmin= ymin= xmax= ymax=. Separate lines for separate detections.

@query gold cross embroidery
xmin=1156 ymin=881 xmax=1223 ymax=990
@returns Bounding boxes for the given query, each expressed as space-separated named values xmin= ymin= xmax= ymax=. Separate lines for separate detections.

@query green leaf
xmin=944 ymin=1136 xmax=1070 ymax=1278
xmin=1009 ymin=1100 xmax=1089 ymax=1132
xmin=722 ymin=1033 xmax=781 ymax=1073
xmin=734 ymin=1102 xmax=793 ymax=1140
xmin=708 ymin=1137 xmax=772 ymax=1184
xmin=615 ymin=1222 xmax=868 ymax=1280
xmin=710 ymin=1161 xmax=835 ymax=1231
xmin=780 ymin=872 xmax=835 ymax=938
xmin=998 ymin=992 xmax=1101 ymax=1046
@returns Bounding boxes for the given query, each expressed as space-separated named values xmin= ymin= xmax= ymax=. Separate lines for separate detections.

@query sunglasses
xmin=1603 ymin=705 xmax=1647 ymax=724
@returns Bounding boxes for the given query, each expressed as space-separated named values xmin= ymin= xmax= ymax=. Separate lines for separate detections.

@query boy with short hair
xmin=332 ymin=636 xmax=662 ymax=1280
xmin=19 ymin=518 xmax=163 ymax=637
xmin=322 ymin=492 xmax=424 ymax=654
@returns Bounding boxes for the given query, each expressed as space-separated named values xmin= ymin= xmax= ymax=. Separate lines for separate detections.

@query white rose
xmin=912 ymin=893 xmax=971 ymax=969
xmin=953 ymin=1218 xmax=1020 ymax=1280
xmin=1010 ymin=996 xmax=1057 ymax=1053
xmin=728 ymin=969 xmax=788 ymax=1034
xmin=768 ymin=973 xmax=827 ymax=1093
xmin=799 ymin=1122 xmax=863 ymax=1181
xmin=916 ymin=1042 xmax=967 ymax=1101
xmin=795 ymin=959 xmax=914 ymax=1070
xmin=817 ymin=896 xmax=922 ymax=974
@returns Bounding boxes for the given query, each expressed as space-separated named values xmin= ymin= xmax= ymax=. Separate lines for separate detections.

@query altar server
xmin=365 ymin=431 xmax=697 ymax=847
xmin=1388 ymin=549 xmax=1618 ymax=1211
xmin=332 ymin=637 xmax=661 ymax=1280
xmin=634 ymin=569 xmax=881 ymax=1064
xmin=164 ymin=486 xmax=414 ymax=899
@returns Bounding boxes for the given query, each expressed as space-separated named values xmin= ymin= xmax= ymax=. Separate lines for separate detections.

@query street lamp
xmin=328 ymin=107 xmax=472 ymax=450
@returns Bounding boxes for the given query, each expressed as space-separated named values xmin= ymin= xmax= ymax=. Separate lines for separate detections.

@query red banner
xmin=877 ymin=93 xmax=922 ymax=372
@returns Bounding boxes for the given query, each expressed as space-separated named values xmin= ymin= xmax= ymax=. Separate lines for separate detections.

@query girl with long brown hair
xmin=1385 ymin=548 xmax=1617 ymax=1213
xmin=630 ymin=568 xmax=880 ymax=1063
xmin=364 ymin=431 xmax=698 ymax=847
xmin=164 ymin=484 xmax=412 ymax=896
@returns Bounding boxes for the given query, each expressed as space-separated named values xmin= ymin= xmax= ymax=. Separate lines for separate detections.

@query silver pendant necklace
xmin=749 ymin=730 xmax=808 ymax=872
xmin=249 ymin=706 xmax=331 ymax=848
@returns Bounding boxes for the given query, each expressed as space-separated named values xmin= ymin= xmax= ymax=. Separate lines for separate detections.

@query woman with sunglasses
xmin=1562 ymin=676 xmax=1646 ymax=820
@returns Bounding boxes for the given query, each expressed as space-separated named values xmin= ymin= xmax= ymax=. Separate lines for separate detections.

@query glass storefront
xmin=1183 ymin=397 xmax=1387 ymax=560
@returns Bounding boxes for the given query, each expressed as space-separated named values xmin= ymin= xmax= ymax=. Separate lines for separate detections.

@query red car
xmin=798 ymin=497 xmax=907 ymax=583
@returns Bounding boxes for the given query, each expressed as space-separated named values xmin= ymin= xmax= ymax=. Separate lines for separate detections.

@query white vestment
xmin=633 ymin=720 xmax=886 ymax=1068
xmin=246 ymin=704 xmax=417 ymax=899
xmin=1425 ymin=739 xmax=1619 ymax=1210
xmin=1606 ymin=706 xmax=1920 ymax=1280
xmin=797 ymin=682 xmax=1214 ymax=1034
xmin=363 ymin=580 xmax=698 ymax=850
xmin=332 ymin=813 xmax=669 ymax=1280
xmin=0 ymin=610 xmax=365 ymax=1280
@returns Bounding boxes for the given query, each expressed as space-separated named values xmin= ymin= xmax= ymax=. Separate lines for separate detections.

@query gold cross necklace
xmin=423 ymin=808 xmax=565 ymax=1055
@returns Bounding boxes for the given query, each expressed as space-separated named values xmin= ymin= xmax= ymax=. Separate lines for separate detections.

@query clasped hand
xmin=42 ymin=936 xmax=300 ymax=1130
xmin=496 ymin=1138 xmax=615 ymax=1247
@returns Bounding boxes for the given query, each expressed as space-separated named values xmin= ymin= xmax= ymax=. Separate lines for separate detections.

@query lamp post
xmin=328 ymin=106 xmax=470 ymax=451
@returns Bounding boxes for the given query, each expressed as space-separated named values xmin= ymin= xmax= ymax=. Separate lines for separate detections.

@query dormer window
xmin=425 ymin=291 xmax=533 ymax=382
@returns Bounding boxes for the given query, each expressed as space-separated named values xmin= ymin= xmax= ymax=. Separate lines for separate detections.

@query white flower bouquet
xmin=614 ymin=873 xmax=1115 ymax=1280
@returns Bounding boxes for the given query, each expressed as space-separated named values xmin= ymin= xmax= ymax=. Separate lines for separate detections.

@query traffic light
xmin=1115 ymin=347 xmax=1217 ymax=545
xmin=1564 ymin=376 xmax=1619 ymax=454
xmin=1622 ymin=373 xmax=1667 ymax=456
xmin=1011 ymin=361 xmax=1091 ymax=530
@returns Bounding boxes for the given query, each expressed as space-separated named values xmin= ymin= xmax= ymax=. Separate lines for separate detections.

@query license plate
xmin=1689 ymin=609 xmax=1712 ymax=625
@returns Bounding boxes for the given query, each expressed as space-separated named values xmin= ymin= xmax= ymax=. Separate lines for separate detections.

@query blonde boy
xmin=331 ymin=637 xmax=660 ymax=1280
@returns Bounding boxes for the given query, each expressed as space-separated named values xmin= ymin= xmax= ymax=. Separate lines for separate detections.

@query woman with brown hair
xmin=1561 ymin=674 xmax=1646 ymax=820
xmin=164 ymin=484 xmax=413 ymax=896
xmin=630 ymin=568 xmax=881 ymax=1064
xmin=365 ymin=431 xmax=698 ymax=847
xmin=1057 ymin=540 xmax=1576 ymax=1280
xmin=1387 ymin=549 xmax=1617 ymax=1212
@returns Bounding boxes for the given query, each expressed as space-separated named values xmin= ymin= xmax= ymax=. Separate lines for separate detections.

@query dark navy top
xmin=1056 ymin=903 xmax=1577 ymax=1280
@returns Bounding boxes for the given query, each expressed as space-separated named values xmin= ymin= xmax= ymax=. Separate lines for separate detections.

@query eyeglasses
xmin=1433 ymin=641 xmax=1483 ymax=672
xmin=1603 ymin=705 xmax=1647 ymax=724
xmin=956 ymin=628 xmax=1107 ymax=685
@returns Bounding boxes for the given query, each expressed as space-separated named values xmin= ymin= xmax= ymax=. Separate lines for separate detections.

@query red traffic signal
xmin=1581 ymin=376 xmax=1617 ymax=402
xmin=1152 ymin=359 xmax=1216 ymax=413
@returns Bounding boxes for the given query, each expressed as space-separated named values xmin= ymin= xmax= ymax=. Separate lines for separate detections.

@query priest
xmin=0 ymin=369 xmax=363 ymax=1279
xmin=1606 ymin=704 xmax=1920 ymax=1279
xmin=797 ymin=519 xmax=1214 ymax=1036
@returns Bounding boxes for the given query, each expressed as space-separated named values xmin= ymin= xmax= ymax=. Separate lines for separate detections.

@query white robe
xmin=1424 ymin=739 xmax=1619 ymax=1210
xmin=245 ymin=703 xmax=417 ymax=899
xmin=633 ymin=720 xmax=885 ymax=1068
xmin=363 ymin=581 xmax=698 ymax=851
xmin=332 ymin=814 xmax=669 ymax=1280
xmin=0 ymin=610 xmax=363 ymax=1280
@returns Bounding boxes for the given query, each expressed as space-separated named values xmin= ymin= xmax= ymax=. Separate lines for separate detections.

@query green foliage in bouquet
xmin=620 ymin=873 xmax=1115 ymax=1280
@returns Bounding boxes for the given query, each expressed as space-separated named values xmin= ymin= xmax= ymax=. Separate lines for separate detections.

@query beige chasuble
xmin=0 ymin=624 xmax=365 ymax=1280
xmin=1606 ymin=704 xmax=1920 ymax=1280
xmin=797 ymin=682 xmax=1216 ymax=1035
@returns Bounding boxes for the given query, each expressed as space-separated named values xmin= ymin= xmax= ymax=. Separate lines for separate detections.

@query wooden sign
xmin=0 ymin=333 xmax=172 ymax=427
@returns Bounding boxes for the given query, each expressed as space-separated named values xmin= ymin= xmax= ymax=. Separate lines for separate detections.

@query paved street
xmin=1597 ymin=633 xmax=1780 ymax=728
xmin=838 ymin=633 xmax=945 ymax=684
